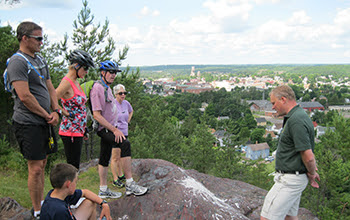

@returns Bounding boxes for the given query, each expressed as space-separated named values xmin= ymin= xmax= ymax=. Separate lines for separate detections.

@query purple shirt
xmin=90 ymin=82 xmax=117 ymax=131
xmin=116 ymin=100 xmax=133 ymax=136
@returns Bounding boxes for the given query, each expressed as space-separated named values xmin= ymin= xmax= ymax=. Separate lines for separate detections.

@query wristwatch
xmin=53 ymin=109 xmax=62 ymax=117
xmin=100 ymin=200 xmax=108 ymax=208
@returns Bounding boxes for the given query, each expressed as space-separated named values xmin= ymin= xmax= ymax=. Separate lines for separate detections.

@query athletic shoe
xmin=118 ymin=175 xmax=126 ymax=182
xmin=30 ymin=207 xmax=40 ymax=219
xmin=98 ymin=188 xmax=122 ymax=199
xmin=113 ymin=179 xmax=125 ymax=188
xmin=125 ymin=181 xmax=148 ymax=196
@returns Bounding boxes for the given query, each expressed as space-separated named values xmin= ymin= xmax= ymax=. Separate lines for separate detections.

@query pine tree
xmin=0 ymin=26 xmax=18 ymax=146
xmin=40 ymin=0 xmax=142 ymax=160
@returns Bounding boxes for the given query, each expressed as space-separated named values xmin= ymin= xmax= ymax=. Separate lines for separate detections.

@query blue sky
xmin=2 ymin=0 xmax=350 ymax=66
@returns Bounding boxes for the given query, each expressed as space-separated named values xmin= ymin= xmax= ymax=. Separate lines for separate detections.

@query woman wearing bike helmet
xmin=56 ymin=49 xmax=94 ymax=169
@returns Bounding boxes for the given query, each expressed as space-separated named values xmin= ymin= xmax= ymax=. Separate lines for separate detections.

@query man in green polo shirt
xmin=261 ymin=85 xmax=320 ymax=220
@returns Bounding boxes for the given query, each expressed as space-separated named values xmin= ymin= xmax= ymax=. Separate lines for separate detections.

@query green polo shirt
xmin=275 ymin=105 xmax=315 ymax=172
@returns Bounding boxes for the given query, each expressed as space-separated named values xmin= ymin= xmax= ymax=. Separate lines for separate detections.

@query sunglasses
xmin=108 ymin=70 xmax=117 ymax=75
xmin=117 ymin=92 xmax=128 ymax=95
xmin=27 ymin=35 xmax=43 ymax=42
xmin=82 ymin=66 xmax=89 ymax=71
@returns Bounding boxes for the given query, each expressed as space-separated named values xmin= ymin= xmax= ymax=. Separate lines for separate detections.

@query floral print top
xmin=59 ymin=76 xmax=87 ymax=137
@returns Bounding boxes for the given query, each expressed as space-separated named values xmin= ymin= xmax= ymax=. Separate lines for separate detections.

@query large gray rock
xmin=0 ymin=197 xmax=32 ymax=220
xmin=107 ymin=159 xmax=318 ymax=220
xmin=0 ymin=159 xmax=319 ymax=220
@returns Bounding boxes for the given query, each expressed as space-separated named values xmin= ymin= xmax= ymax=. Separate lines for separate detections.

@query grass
xmin=0 ymin=162 xmax=124 ymax=209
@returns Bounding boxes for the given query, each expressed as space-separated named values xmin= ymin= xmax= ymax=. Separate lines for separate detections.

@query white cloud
xmin=139 ymin=6 xmax=160 ymax=17
xmin=1 ymin=20 xmax=18 ymax=28
xmin=343 ymin=50 xmax=350 ymax=57
xmin=254 ymin=0 xmax=280 ymax=4
xmin=124 ymin=2 xmax=350 ymax=65
xmin=140 ymin=6 xmax=150 ymax=16
xmin=0 ymin=0 xmax=75 ymax=10
xmin=0 ymin=1 xmax=23 ymax=10
xmin=152 ymin=10 xmax=160 ymax=17
xmin=30 ymin=0 xmax=75 ymax=8
xmin=203 ymin=0 xmax=253 ymax=20
xmin=288 ymin=10 xmax=311 ymax=25
xmin=334 ymin=8 xmax=350 ymax=27
xmin=331 ymin=43 xmax=344 ymax=49
xmin=169 ymin=15 xmax=220 ymax=34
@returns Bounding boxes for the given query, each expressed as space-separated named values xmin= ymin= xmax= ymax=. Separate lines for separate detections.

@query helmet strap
xmin=101 ymin=71 xmax=112 ymax=85
xmin=74 ymin=64 xmax=81 ymax=79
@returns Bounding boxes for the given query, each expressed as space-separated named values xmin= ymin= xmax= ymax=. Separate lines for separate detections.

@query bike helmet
xmin=99 ymin=60 xmax=122 ymax=72
xmin=68 ymin=50 xmax=94 ymax=68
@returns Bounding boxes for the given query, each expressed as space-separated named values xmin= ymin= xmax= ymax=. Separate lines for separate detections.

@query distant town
xmin=139 ymin=65 xmax=350 ymax=162
xmin=141 ymin=65 xmax=350 ymax=104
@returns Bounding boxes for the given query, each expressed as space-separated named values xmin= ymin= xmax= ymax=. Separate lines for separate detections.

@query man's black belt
xmin=275 ymin=170 xmax=306 ymax=174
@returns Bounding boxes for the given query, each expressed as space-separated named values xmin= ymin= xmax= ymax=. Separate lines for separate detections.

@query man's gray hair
xmin=113 ymin=84 xmax=125 ymax=95
xmin=270 ymin=85 xmax=296 ymax=101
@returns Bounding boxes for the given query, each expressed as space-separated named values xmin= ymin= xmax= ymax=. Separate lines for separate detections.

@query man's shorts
xmin=13 ymin=121 xmax=57 ymax=160
xmin=97 ymin=128 xmax=131 ymax=167
xmin=261 ymin=172 xmax=308 ymax=220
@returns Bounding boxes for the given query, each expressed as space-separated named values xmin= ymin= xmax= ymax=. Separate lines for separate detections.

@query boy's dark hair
xmin=16 ymin=21 xmax=42 ymax=42
xmin=50 ymin=163 xmax=78 ymax=189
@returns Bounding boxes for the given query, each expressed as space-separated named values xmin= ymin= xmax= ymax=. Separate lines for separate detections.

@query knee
xmin=112 ymin=149 xmax=121 ymax=161
xmin=29 ymin=168 xmax=43 ymax=177
xmin=86 ymin=199 xmax=96 ymax=209
xmin=75 ymin=199 xmax=96 ymax=218
xmin=28 ymin=161 xmax=46 ymax=176
xmin=112 ymin=154 xmax=121 ymax=162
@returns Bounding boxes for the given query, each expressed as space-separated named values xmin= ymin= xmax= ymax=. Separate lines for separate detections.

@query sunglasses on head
xmin=27 ymin=35 xmax=43 ymax=42
xmin=117 ymin=92 xmax=127 ymax=95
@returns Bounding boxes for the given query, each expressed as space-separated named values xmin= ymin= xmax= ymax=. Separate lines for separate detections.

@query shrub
xmin=0 ymin=135 xmax=26 ymax=172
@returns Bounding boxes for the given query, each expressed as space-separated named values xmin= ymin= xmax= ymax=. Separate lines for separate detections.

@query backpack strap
xmin=13 ymin=53 xmax=45 ymax=79
xmin=3 ymin=53 xmax=46 ymax=93
xmin=95 ymin=79 xmax=112 ymax=103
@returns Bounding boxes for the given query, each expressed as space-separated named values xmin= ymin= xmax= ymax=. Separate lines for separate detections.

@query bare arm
xmin=93 ymin=110 xmax=125 ymax=143
xmin=128 ymin=110 xmax=133 ymax=123
xmin=55 ymin=79 xmax=73 ymax=117
xmin=300 ymin=149 xmax=320 ymax=188
xmin=81 ymin=189 xmax=112 ymax=220
xmin=46 ymin=79 xmax=60 ymax=126
xmin=12 ymin=80 xmax=51 ymax=121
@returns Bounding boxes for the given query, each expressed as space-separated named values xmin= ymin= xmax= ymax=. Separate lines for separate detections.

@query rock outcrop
xmin=0 ymin=197 xmax=32 ymax=220
xmin=0 ymin=159 xmax=319 ymax=220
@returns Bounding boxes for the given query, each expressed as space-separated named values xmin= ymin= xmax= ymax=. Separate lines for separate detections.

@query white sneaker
xmin=98 ymin=187 xmax=122 ymax=199
xmin=126 ymin=181 xmax=148 ymax=196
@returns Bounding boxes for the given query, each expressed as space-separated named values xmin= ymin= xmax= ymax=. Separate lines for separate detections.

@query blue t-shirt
xmin=40 ymin=189 xmax=82 ymax=220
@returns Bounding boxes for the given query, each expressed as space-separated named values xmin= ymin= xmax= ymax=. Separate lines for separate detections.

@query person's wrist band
xmin=53 ymin=109 xmax=62 ymax=117
xmin=100 ymin=199 xmax=107 ymax=208
xmin=68 ymin=111 xmax=74 ymax=119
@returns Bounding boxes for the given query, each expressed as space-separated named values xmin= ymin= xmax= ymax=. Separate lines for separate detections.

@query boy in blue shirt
xmin=41 ymin=163 xmax=112 ymax=220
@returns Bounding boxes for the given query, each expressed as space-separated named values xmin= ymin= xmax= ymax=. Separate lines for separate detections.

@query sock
xmin=34 ymin=210 xmax=40 ymax=217
xmin=100 ymin=185 xmax=107 ymax=192
xmin=126 ymin=178 xmax=134 ymax=186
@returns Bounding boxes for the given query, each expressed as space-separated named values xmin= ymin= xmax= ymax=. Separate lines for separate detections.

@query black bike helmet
xmin=99 ymin=60 xmax=121 ymax=72
xmin=68 ymin=50 xmax=94 ymax=68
